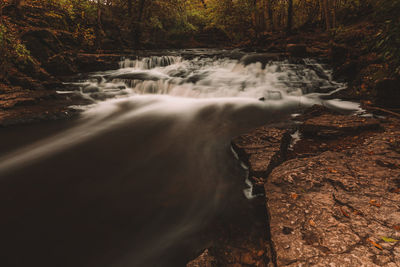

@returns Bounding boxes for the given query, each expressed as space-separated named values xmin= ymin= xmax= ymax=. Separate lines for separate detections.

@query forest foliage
xmin=0 ymin=0 xmax=399 ymax=56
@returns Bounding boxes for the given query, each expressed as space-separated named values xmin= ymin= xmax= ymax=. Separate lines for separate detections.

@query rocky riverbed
xmin=188 ymin=106 xmax=400 ymax=266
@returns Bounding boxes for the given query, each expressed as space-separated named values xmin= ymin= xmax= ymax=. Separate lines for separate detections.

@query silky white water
xmin=0 ymin=53 xmax=361 ymax=267
xmin=69 ymin=55 xmax=356 ymax=102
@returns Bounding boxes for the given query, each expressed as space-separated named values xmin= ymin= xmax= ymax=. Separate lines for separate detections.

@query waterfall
xmin=0 ymin=51 xmax=361 ymax=267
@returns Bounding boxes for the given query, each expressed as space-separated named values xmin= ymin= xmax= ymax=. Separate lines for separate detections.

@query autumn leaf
xmin=327 ymin=168 xmax=338 ymax=173
xmin=290 ymin=193 xmax=298 ymax=200
xmin=381 ymin=236 xmax=399 ymax=243
xmin=367 ymin=238 xmax=383 ymax=250
xmin=340 ymin=207 xmax=350 ymax=218
xmin=361 ymin=84 xmax=367 ymax=91
xmin=393 ymin=225 xmax=400 ymax=231
xmin=353 ymin=210 xmax=362 ymax=216
xmin=309 ymin=219 xmax=316 ymax=227
xmin=369 ymin=199 xmax=381 ymax=207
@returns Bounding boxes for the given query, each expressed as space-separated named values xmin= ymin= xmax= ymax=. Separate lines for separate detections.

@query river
xmin=0 ymin=50 xmax=360 ymax=267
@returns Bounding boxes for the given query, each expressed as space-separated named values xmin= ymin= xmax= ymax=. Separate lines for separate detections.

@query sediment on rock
xmin=266 ymin=130 xmax=400 ymax=266
xmin=210 ymin=108 xmax=399 ymax=267
xmin=265 ymin=114 xmax=400 ymax=266
xmin=300 ymin=114 xmax=381 ymax=138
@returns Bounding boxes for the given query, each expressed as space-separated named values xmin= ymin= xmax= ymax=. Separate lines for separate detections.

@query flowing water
xmin=0 ymin=51 xmax=360 ymax=267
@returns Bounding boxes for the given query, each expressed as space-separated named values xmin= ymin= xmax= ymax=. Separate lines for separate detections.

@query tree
xmin=133 ymin=0 xmax=147 ymax=47
xmin=266 ymin=0 xmax=274 ymax=30
xmin=287 ymin=0 xmax=293 ymax=33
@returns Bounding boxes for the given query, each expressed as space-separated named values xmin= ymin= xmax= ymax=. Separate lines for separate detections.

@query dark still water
xmin=0 ymin=51 xmax=360 ymax=267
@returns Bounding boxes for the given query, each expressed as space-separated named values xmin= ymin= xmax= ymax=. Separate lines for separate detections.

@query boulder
xmin=82 ymin=84 xmax=99 ymax=93
xmin=44 ymin=52 xmax=77 ymax=76
xmin=21 ymin=29 xmax=63 ymax=62
xmin=240 ymin=53 xmax=282 ymax=68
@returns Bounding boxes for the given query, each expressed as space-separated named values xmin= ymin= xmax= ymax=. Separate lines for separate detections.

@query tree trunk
xmin=133 ymin=0 xmax=146 ymax=47
xmin=267 ymin=0 xmax=274 ymax=31
xmin=0 ymin=2 xmax=4 ymax=24
xmin=332 ymin=0 xmax=337 ymax=28
xmin=252 ymin=0 xmax=259 ymax=38
xmin=96 ymin=0 xmax=105 ymax=49
xmin=323 ymin=0 xmax=331 ymax=30
xmin=12 ymin=0 xmax=23 ymax=8
xmin=127 ymin=0 xmax=132 ymax=16
xmin=287 ymin=0 xmax=293 ymax=33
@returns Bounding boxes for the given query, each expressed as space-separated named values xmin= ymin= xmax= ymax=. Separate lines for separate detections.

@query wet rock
xmin=0 ymin=83 xmax=89 ymax=126
xmin=82 ymin=84 xmax=99 ymax=93
xmin=107 ymin=72 xmax=168 ymax=81
xmin=265 ymin=128 xmax=400 ymax=266
xmin=294 ymin=105 xmax=342 ymax=122
xmin=240 ymin=53 xmax=282 ymax=68
xmin=187 ymin=249 xmax=217 ymax=267
xmin=232 ymin=127 xmax=291 ymax=194
xmin=300 ymin=114 xmax=380 ymax=138
xmin=185 ymin=179 xmax=272 ymax=266
xmin=232 ymin=127 xmax=291 ymax=176
xmin=75 ymin=53 xmax=121 ymax=72
xmin=185 ymin=72 xmax=210 ymax=84
xmin=90 ymin=92 xmax=116 ymax=101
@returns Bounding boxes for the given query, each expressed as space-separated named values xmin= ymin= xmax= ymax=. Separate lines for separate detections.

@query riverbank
xmin=188 ymin=106 xmax=400 ymax=266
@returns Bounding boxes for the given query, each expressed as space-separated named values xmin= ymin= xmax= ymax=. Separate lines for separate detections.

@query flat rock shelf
xmin=188 ymin=110 xmax=400 ymax=267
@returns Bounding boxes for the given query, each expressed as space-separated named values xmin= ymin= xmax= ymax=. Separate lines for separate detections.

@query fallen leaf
xmin=340 ymin=207 xmax=350 ymax=218
xmin=389 ymin=188 xmax=400 ymax=193
xmin=290 ymin=193 xmax=298 ymax=200
xmin=361 ymin=84 xmax=367 ymax=91
xmin=381 ymin=236 xmax=399 ymax=243
xmin=369 ymin=199 xmax=381 ymax=207
xmin=309 ymin=219 xmax=316 ymax=227
xmin=353 ymin=210 xmax=362 ymax=216
xmin=367 ymin=238 xmax=383 ymax=250
xmin=394 ymin=225 xmax=400 ymax=231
